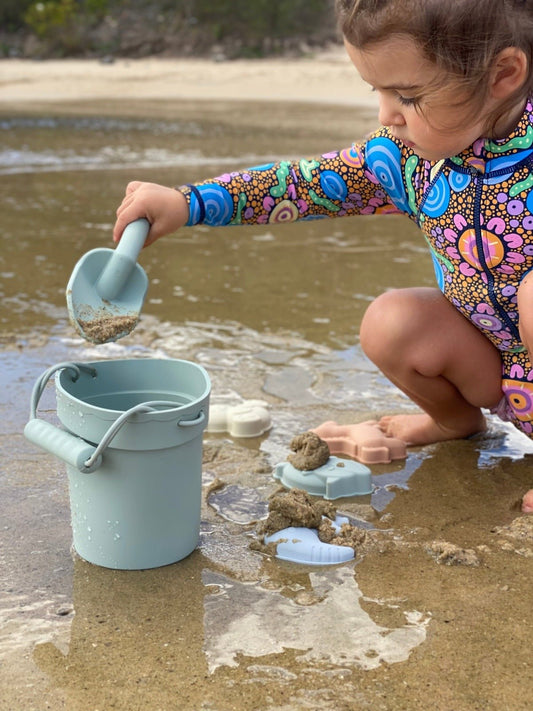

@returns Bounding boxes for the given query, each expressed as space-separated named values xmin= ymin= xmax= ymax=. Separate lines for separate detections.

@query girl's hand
xmin=113 ymin=181 xmax=189 ymax=247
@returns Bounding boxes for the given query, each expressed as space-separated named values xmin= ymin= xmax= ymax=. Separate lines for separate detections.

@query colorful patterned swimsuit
xmin=181 ymin=99 xmax=533 ymax=438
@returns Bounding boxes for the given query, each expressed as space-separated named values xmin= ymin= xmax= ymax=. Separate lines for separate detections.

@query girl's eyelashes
xmin=370 ymin=86 xmax=419 ymax=107
xmin=397 ymin=94 xmax=419 ymax=107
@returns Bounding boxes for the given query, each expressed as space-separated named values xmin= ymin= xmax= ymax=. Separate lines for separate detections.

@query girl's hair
xmin=335 ymin=0 xmax=533 ymax=134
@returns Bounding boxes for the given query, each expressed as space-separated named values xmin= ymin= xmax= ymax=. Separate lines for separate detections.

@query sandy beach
xmin=0 ymin=49 xmax=377 ymax=108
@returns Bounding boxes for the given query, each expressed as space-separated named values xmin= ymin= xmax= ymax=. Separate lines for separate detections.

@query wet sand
xmin=3 ymin=326 xmax=533 ymax=711
xmin=1 ymin=54 xmax=533 ymax=711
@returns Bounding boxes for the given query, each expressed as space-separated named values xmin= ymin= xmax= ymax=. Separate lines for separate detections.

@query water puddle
xmin=208 ymin=485 xmax=269 ymax=524
xmin=0 ymin=594 xmax=72 ymax=659
xmin=203 ymin=566 xmax=431 ymax=673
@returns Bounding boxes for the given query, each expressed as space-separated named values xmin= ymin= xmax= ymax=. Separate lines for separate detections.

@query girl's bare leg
xmin=359 ymin=287 xmax=503 ymax=446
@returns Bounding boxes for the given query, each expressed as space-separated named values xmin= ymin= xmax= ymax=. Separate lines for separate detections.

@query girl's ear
xmin=490 ymin=47 xmax=528 ymax=99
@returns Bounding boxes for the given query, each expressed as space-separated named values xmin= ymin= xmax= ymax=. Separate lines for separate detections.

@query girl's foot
xmin=378 ymin=412 xmax=486 ymax=447
xmin=522 ymin=489 xmax=533 ymax=513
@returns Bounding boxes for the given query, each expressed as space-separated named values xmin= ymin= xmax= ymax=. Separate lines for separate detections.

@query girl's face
xmin=345 ymin=36 xmax=495 ymax=161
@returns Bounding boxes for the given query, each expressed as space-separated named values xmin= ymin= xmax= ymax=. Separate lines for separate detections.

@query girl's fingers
xmin=115 ymin=193 xmax=135 ymax=217
xmin=125 ymin=180 xmax=142 ymax=195
xmin=113 ymin=208 xmax=146 ymax=243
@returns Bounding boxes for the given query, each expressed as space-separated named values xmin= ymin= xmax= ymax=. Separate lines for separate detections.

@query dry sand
xmin=0 ymin=49 xmax=377 ymax=108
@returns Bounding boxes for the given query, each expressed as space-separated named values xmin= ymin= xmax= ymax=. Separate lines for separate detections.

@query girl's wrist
xmin=174 ymin=184 xmax=198 ymax=226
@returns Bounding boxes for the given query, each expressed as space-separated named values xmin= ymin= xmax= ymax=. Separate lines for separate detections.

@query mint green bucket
xmin=24 ymin=358 xmax=210 ymax=570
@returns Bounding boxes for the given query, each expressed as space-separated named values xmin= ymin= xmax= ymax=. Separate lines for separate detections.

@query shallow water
xmin=2 ymin=99 xmax=533 ymax=711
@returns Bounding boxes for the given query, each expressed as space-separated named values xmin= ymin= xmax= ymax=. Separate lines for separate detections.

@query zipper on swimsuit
xmin=471 ymin=167 xmax=521 ymax=340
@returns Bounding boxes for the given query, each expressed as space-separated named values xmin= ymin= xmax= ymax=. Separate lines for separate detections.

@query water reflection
xmin=32 ymin=555 xmax=209 ymax=709
xmin=30 ymin=554 xmax=429 ymax=709
xmin=203 ymin=565 xmax=430 ymax=673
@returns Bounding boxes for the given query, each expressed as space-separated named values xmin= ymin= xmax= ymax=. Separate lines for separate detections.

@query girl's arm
xmin=179 ymin=148 xmax=400 ymax=227
xmin=113 ymin=140 xmax=405 ymax=245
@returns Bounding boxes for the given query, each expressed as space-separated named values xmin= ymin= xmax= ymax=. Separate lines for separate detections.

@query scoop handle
xmin=96 ymin=218 xmax=150 ymax=300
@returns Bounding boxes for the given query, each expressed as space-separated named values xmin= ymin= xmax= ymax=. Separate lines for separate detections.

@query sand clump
xmin=493 ymin=515 xmax=533 ymax=557
xmin=287 ymin=432 xmax=330 ymax=471
xmin=426 ymin=541 xmax=481 ymax=567
xmin=493 ymin=514 xmax=533 ymax=544
xmin=318 ymin=516 xmax=367 ymax=550
xmin=251 ymin=488 xmax=367 ymax=557
xmin=257 ymin=488 xmax=337 ymax=535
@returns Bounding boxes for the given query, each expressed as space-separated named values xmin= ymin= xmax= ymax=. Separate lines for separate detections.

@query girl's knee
xmin=360 ymin=289 xmax=415 ymax=362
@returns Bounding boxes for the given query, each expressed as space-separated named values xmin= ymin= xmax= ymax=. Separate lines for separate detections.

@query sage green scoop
xmin=66 ymin=219 xmax=150 ymax=344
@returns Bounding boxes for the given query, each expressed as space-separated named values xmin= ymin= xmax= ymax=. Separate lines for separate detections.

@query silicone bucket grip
xmin=25 ymin=361 xmax=100 ymax=472
xmin=24 ymin=419 xmax=102 ymax=473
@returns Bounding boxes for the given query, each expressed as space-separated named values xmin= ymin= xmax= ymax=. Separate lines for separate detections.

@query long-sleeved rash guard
xmin=180 ymin=99 xmax=533 ymax=437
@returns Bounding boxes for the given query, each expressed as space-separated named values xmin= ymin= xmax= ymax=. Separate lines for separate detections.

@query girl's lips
xmin=391 ymin=132 xmax=415 ymax=149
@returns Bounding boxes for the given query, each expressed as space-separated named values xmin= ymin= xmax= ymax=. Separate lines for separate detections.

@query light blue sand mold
xmin=273 ymin=456 xmax=372 ymax=500
xmin=264 ymin=515 xmax=355 ymax=565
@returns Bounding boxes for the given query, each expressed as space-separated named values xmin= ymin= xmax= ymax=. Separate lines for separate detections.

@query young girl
xmin=114 ymin=0 xmax=533 ymax=510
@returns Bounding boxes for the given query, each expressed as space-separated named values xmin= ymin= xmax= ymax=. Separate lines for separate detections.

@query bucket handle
xmin=178 ymin=411 xmax=205 ymax=427
xmin=84 ymin=402 xmax=205 ymax=470
xmin=25 ymin=361 xmax=102 ymax=473
xmin=29 ymin=361 xmax=97 ymax=419
xmin=24 ymin=362 xmax=205 ymax=474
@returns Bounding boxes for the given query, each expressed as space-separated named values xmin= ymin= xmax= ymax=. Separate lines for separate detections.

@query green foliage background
xmin=1 ymin=0 xmax=338 ymax=58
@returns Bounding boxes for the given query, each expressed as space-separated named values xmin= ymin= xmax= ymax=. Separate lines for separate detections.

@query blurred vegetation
xmin=1 ymin=0 xmax=339 ymax=58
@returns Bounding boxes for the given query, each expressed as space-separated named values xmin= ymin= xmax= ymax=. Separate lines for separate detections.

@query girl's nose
xmin=378 ymin=95 xmax=406 ymax=127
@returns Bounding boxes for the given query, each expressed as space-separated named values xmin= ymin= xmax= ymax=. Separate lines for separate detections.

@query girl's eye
xmin=397 ymin=94 xmax=418 ymax=107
